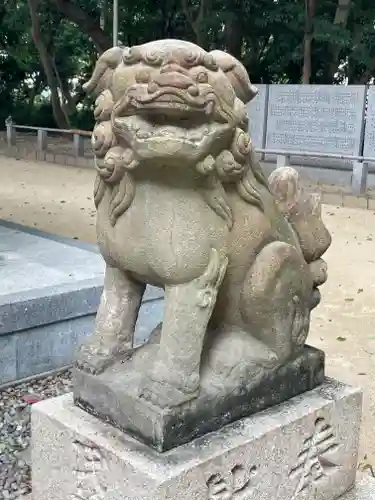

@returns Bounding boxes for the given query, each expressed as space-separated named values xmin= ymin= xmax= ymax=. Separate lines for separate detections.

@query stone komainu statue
xmin=77 ymin=39 xmax=331 ymax=409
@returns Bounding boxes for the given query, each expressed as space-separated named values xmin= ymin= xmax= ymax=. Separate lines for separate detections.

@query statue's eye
xmin=196 ymin=71 xmax=208 ymax=84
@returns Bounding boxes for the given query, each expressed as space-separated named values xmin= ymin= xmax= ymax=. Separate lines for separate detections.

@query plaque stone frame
xmin=363 ymin=85 xmax=375 ymax=159
xmin=265 ymin=84 xmax=367 ymax=158
xmin=247 ymin=83 xmax=269 ymax=149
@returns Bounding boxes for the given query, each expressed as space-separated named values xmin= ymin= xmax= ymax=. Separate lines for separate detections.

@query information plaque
xmin=265 ymin=85 xmax=366 ymax=156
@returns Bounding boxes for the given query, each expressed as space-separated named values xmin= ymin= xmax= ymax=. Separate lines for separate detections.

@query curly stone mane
xmin=86 ymin=45 xmax=269 ymax=228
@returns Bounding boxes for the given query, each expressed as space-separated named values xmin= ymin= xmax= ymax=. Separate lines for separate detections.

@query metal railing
xmin=6 ymin=123 xmax=91 ymax=157
xmin=257 ymin=149 xmax=375 ymax=195
xmin=4 ymin=124 xmax=375 ymax=195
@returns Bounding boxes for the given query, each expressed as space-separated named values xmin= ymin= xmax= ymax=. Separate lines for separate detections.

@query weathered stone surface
xmin=32 ymin=378 xmax=362 ymax=500
xmin=74 ymin=345 xmax=324 ymax=451
xmin=341 ymin=478 xmax=375 ymax=500
xmin=74 ymin=40 xmax=332 ymax=431
xmin=27 ymin=478 xmax=375 ymax=499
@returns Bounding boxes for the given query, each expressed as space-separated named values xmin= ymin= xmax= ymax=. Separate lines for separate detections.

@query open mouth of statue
xmin=120 ymin=88 xmax=215 ymax=118
xmin=113 ymin=114 xmax=222 ymax=147
xmin=113 ymin=90 xmax=225 ymax=148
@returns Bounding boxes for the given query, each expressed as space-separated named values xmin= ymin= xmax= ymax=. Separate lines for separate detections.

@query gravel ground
xmin=0 ymin=371 xmax=72 ymax=500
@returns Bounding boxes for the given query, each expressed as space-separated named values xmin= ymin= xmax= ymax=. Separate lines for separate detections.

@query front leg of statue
xmin=76 ymin=265 xmax=145 ymax=374
xmin=140 ymin=249 xmax=228 ymax=408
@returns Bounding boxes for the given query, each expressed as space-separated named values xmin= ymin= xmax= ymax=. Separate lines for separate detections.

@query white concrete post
xmin=37 ymin=129 xmax=48 ymax=151
xmin=6 ymin=124 xmax=16 ymax=146
xmin=276 ymin=154 xmax=291 ymax=168
xmin=73 ymin=133 xmax=84 ymax=156
xmin=351 ymin=161 xmax=368 ymax=195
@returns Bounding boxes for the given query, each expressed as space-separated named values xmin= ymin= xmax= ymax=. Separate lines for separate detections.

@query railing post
xmin=351 ymin=161 xmax=368 ymax=195
xmin=37 ymin=129 xmax=48 ymax=151
xmin=6 ymin=124 xmax=16 ymax=147
xmin=73 ymin=133 xmax=84 ymax=156
xmin=276 ymin=154 xmax=291 ymax=168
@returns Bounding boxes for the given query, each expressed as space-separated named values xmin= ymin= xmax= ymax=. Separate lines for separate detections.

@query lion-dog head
xmin=84 ymin=39 xmax=268 ymax=226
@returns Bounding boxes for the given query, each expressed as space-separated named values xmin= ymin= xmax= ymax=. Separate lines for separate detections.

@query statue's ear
xmin=83 ymin=46 xmax=124 ymax=97
xmin=209 ymin=50 xmax=258 ymax=104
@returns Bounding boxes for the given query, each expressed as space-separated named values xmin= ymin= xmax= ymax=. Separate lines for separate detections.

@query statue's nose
xmin=149 ymin=64 xmax=199 ymax=95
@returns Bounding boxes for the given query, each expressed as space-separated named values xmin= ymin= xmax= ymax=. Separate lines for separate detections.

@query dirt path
xmin=0 ymin=157 xmax=96 ymax=243
xmin=1 ymin=156 xmax=375 ymax=467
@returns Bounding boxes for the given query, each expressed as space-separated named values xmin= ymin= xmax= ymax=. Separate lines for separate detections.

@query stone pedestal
xmin=32 ymin=378 xmax=362 ymax=500
xmin=74 ymin=345 xmax=325 ymax=452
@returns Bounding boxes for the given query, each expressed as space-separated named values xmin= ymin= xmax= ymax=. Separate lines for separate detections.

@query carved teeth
xmin=117 ymin=114 xmax=218 ymax=145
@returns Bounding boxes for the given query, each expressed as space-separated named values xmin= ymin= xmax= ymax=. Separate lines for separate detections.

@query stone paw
xmin=75 ymin=338 xmax=131 ymax=375
xmin=139 ymin=374 xmax=200 ymax=409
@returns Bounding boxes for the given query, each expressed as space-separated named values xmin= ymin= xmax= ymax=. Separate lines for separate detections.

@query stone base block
xmin=0 ymin=221 xmax=164 ymax=386
xmin=74 ymin=345 xmax=325 ymax=452
xmin=32 ymin=378 xmax=362 ymax=500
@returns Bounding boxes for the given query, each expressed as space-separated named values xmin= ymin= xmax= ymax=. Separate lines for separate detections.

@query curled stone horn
xmin=209 ymin=50 xmax=258 ymax=104
xmin=83 ymin=46 xmax=124 ymax=96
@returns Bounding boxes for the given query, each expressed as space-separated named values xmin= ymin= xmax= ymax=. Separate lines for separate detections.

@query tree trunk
xmin=327 ymin=0 xmax=351 ymax=82
xmin=50 ymin=0 xmax=112 ymax=53
xmin=100 ymin=0 xmax=110 ymax=31
xmin=28 ymin=72 xmax=43 ymax=113
xmin=161 ymin=0 xmax=178 ymax=39
xmin=181 ymin=0 xmax=212 ymax=48
xmin=61 ymin=80 xmax=79 ymax=114
xmin=224 ymin=15 xmax=242 ymax=60
xmin=28 ymin=0 xmax=70 ymax=129
xmin=51 ymin=57 xmax=77 ymax=115
xmin=302 ymin=0 xmax=317 ymax=84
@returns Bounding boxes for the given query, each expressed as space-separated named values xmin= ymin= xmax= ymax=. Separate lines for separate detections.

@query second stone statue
xmin=73 ymin=38 xmax=331 ymax=451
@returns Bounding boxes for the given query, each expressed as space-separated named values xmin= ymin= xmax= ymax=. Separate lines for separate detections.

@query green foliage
xmin=0 ymin=0 xmax=374 ymax=129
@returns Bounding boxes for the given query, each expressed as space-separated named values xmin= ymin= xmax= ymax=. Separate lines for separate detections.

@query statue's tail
xmin=268 ymin=167 xmax=331 ymax=304
xmin=268 ymin=167 xmax=331 ymax=264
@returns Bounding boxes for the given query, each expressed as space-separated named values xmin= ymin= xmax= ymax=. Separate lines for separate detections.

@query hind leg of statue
xmin=76 ymin=264 xmax=145 ymax=374
xmin=240 ymin=241 xmax=314 ymax=363
xmin=140 ymin=249 xmax=228 ymax=408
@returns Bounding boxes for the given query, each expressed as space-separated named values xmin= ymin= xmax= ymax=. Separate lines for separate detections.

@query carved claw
xmin=76 ymin=338 xmax=132 ymax=375
xmin=139 ymin=372 xmax=200 ymax=408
